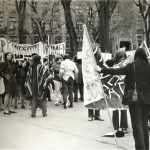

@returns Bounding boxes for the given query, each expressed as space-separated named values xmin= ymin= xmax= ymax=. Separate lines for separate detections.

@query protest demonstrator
xmin=29 ymin=55 xmax=53 ymax=117
xmin=0 ymin=56 xmax=5 ymax=111
xmin=82 ymin=25 xmax=105 ymax=123
xmin=0 ymin=52 xmax=17 ymax=115
xmin=106 ymin=49 xmax=129 ymax=133
xmin=97 ymin=48 xmax=150 ymax=150
xmin=59 ymin=54 xmax=78 ymax=109
xmin=87 ymin=46 xmax=104 ymax=121
xmin=74 ymin=58 xmax=84 ymax=102
xmin=52 ymin=55 xmax=63 ymax=106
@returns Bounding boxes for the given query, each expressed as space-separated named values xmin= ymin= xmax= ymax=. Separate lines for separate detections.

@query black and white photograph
xmin=0 ymin=0 xmax=150 ymax=149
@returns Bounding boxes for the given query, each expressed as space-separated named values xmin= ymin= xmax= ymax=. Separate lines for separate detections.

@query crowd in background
xmin=0 ymin=52 xmax=84 ymax=116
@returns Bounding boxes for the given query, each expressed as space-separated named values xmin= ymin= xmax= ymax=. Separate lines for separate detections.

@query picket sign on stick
xmin=82 ymin=24 xmax=119 ymax=150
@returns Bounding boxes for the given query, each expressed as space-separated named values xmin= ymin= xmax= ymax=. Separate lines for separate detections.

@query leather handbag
xmin=122 ymin=64 xmax=138 ymax=105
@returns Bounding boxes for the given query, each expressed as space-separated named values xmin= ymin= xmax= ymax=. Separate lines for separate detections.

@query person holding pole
xmin=96 ymin=48 xmax=150 ymax=150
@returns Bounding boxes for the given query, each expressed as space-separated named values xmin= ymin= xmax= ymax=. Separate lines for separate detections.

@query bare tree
xmin=95 ymin=0 xmax=119 ymax=52
xmin=27 ymin=0 xmax=60 ymax=43
xmin=15 ymin=0 xmax=27 ymax=44
xmin=71 ymin=2 xmax=100 ymax=43
xmin=61 ymin=0 xmax=78 ymax=57
xmin=132 ymin=0 xmax=150 ymax=47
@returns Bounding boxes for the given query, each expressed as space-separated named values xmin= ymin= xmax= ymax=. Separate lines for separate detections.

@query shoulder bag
xmin=122 ymin=64 xmax=138 ymax=105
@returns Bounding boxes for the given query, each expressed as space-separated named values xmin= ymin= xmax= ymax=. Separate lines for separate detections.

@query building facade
xmin=0 ymin=0 xmax=145 ymax=54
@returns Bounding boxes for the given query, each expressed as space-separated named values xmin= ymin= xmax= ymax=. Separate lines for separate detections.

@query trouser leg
xmin=31 ymin=96 xmax=37 ymax=117
xmin=68 ymin=78 xmax=74 ymax=107
xmin=120 ymin=109 xmax=128 ymax=129
xmin=74 ymin=80 xmax=78 ymax=102
xmin=4 ymin=93 xmax=12 ymax=112
xmin=62 ymin=79 xmax=68 ymax=107
xmin=79 ymin=84 xmax=84 ymax=101
xmin=88 ymin=109 xmax=94 ymax=118
xmin=112 ymin=110 xmax=119 ymax=130
xmin=41 ymin=99 xmax=47 ymax=116
xmin=141 ymin=101 xmax=150 ymax=150
xmin=0 ymin=95 xmax=4 ymax=110
xmin=129 ymin=101 xmax=145 ymax=150
xmin=95 ymin=109 xmax=100 ymax=119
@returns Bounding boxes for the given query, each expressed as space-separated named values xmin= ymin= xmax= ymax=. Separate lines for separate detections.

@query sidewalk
xmin=0 ymin=101 xmax=136 ymax=150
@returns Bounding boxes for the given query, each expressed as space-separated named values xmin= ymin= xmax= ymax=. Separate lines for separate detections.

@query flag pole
xmin=83 ymin=24 xmax=119 ymax=150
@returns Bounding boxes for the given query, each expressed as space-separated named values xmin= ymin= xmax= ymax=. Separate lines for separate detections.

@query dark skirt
xmin=4 ymin=76 xmax=17 ymax=94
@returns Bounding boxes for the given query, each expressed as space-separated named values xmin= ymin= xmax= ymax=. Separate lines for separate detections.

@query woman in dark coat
xmin=97 ymin=48 xmax=150 ymax=150
xmin=0 ymin=52 xmax=17 ymax=114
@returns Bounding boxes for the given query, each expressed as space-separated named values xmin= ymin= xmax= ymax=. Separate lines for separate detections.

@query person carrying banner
xmin=106 ymin=49 xmax=129 ymax=133
xmin=59 ymin=54 xmax=78 ymax=109
xmin=30 ymin=55 xmax=53 ymax=117
xmin=97 ymin=48 xmax=150 ymax=150
xmin=88 ymin=46 xmax=104 ymax=121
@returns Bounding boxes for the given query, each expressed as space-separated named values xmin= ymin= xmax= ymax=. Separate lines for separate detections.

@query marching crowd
xmin=0 ymin=52 xmax=83 ymax=117
xmin=1 ymin=47 xmax=150 ymax=150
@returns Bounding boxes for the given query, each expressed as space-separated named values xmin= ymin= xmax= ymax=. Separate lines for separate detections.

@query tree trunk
xmin=61 ymin=0 xmax=78 ymax=57
xmin=96 ymin=0 xmax=118 ymax=53
xmin=16 ymin=0 xmax=26 ymax=44
xmin=97 ymin=1 xmax=111 ymax=52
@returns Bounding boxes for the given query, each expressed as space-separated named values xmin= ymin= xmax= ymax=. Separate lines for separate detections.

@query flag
xmin=82 ymin=24 xmax=105 ymax=109
xmin=98 ymin=41 xmax=150 ymax=109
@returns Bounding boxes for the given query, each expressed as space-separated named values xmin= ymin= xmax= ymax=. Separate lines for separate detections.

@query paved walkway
xmin=0 ymin=101 xmax=136 ymax=150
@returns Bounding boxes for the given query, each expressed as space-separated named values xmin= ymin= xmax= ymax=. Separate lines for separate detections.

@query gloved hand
xmin=95 ymin=65 xmax=102 ymax=72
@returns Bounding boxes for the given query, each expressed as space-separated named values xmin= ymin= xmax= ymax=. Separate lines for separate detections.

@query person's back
xmin=134 ymin=59 xmax=150 ymax=93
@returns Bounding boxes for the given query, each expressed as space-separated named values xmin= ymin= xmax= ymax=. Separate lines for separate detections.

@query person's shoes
xmin=55 ymin=103 xmax=59 ymax=106
xmin=31 ymin=115 xmax=36 ymax=118
xmin=74 ymin=99 xmax=78 ymax=102
xmin=21 ymin=105 xmax=26 ymax=109
xmin=9 ymin=110 xmax=17 ymax=113
xmin=68 ymin=105 xmax=73 ymax=108
xmin=0 ymin=108 xmax=4 ymax=111
xmin=43 ymin=114 xmax=47 ymax=117
xmin=88 ymin=117 xmax=93 ymax=121
xmin=95 ymin=117 xmax=104 ymax=121
xmin=64 ymin=105 xmax=67 ymax=109
xmin=122 ymin=128 xmax=129 ymax=134
xmin=3 ymin=111 xmax=11 ymax=115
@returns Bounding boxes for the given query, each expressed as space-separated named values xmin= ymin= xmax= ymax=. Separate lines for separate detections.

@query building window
xmin=137 ymin=35 xmax=143 ymax=47
xmin=55 ymin=36 xmax=62 ymax=44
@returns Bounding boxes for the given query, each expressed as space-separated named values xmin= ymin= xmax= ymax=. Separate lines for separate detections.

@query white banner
xmin=0 ymin=38 xmax=65 ymax=56
xmin=43 ymin=42 xmax=65 ymax=55
xmin=0 ymin=38 xmax=40 ymax=55
xmin=82 ymin=24 xmax=105 ymax=108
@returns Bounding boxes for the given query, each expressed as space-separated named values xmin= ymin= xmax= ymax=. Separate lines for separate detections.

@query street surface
xmin=0 ymin=101 xmax=136 ymax=150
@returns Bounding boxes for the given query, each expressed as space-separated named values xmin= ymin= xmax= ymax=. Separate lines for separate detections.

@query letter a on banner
xmin=82 ymin=24 xmax=105 ymax=109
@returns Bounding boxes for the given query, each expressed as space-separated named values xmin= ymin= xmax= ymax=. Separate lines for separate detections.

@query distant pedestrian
xmin=30 ymin=55 xmax=53 ymax=117
xmin=59 ymin=54 xmax=78 ymax=109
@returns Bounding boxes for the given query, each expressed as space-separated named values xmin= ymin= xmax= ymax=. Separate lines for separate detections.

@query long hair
xmin=134 ymin=48 xmax=148 ymax=64
xmin=114 ymin=50 xmax=127 ymax=65
xmin=4 ymin=52 xmax=13 ymax=62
